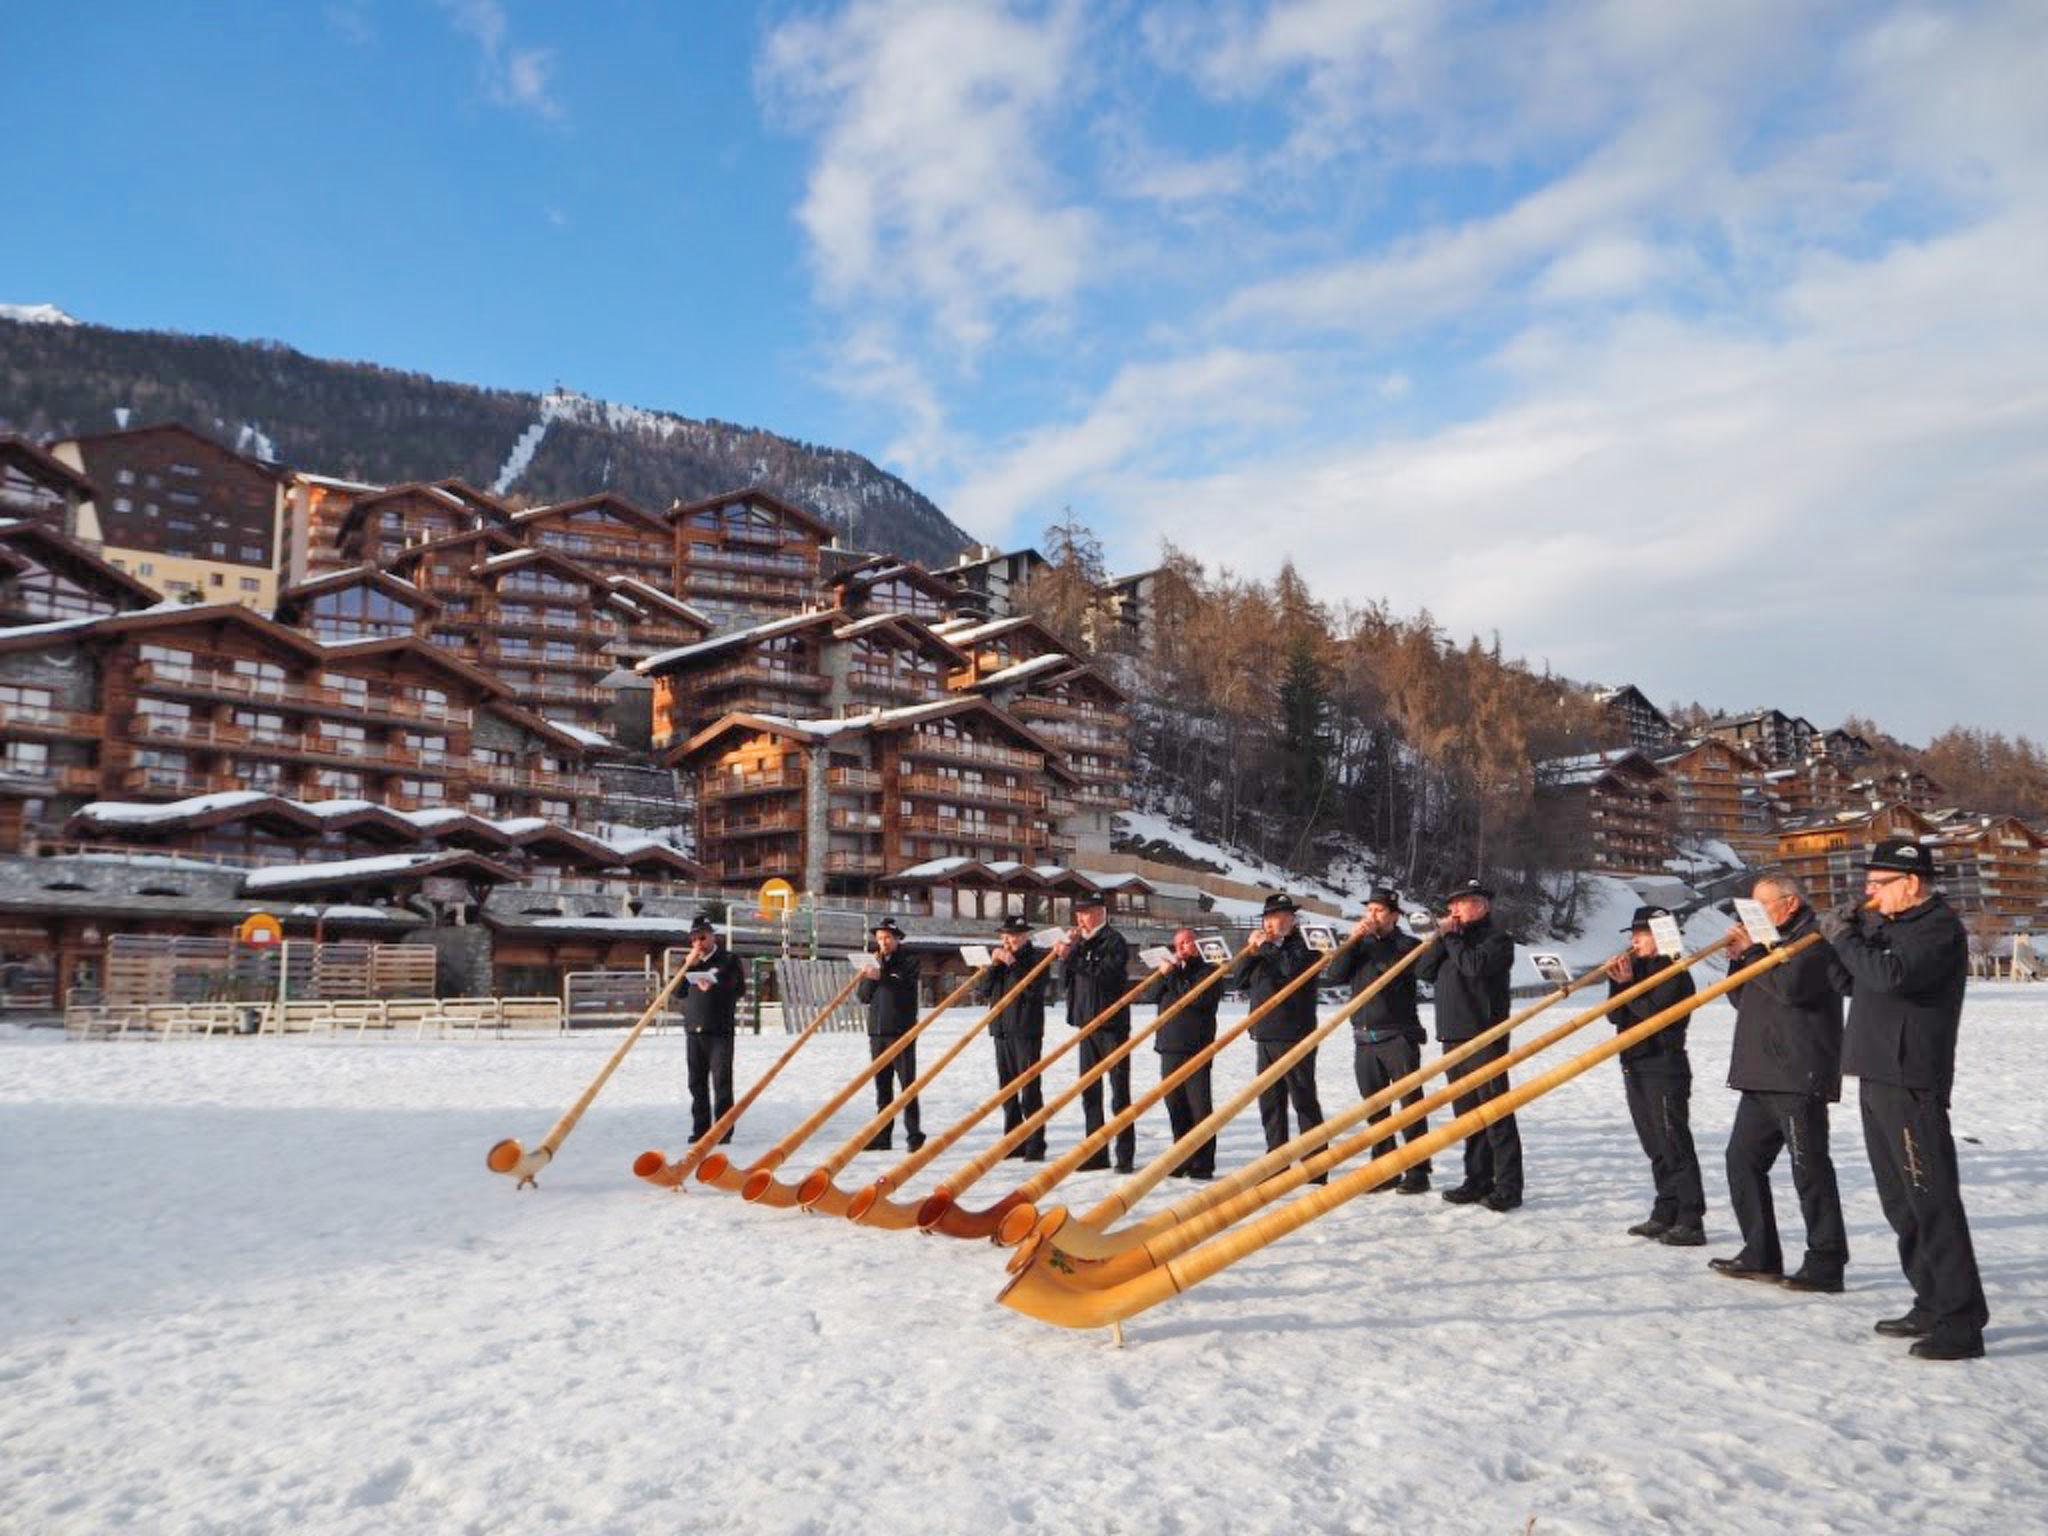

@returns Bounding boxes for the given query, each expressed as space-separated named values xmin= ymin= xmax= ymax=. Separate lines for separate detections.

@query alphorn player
xmin=1418 ymin=879 xmax=1524 ymax=1211
xmin=1826 ymin=839 xmax=1989 ymax=1361
xmin=1230 ymin=893 xmax=1326 ymax=1181
xmin=1713 ymin=873 xmax=1851 ymax=1292
xmin=1153 ymin=926 xmax=1221 ymax=1181
xmin=1603 ymin=906 xmax=1706 ymax=1246
xmin=681 ymin=914 xmax=747 ymax=1143
xmin=1057 ymin=891 xmax=1136 ymax=1172
xmin=1329 ymin=887 xmax=1431 ymax=1195
xmin=856 ymin=918 xmax=925 ymax=1154
xmin=982 ymin=916 xmax=1049 ymax=1162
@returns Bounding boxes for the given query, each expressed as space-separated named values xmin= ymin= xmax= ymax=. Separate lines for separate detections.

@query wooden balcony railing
xmin=694 ymin=660 xmax=829 ymax=694
xmin=824 ymin=851 xmax=885 ymax=874
xmin=473 ymin=762 xmax=603 ymax=796
xmin=131 ymin=661 xmax=473 ymax=730
xmin=0 ymin=761 xmax=100 ymax=793
xmin=901 ymin=732 xmax=1040 ymax=772
xmin=701 ymin=767 xmax=806 ymax=801
xmin=898 ymin=771 xmax=1044 ymax=811
xmin=116 ymin=765 xmax=241 ymax=796
xmin=703 ymin=812 xmax=804 ymax=841
xmin=826 ymin=766 xmax=883 ymax=792
xmin=0 ymin=702 xmax=103 ymax=738
xmin=828 ymin=808 xmax=882 ymax=832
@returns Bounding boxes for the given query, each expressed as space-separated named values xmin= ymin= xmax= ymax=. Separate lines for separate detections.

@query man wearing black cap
xmin=1417 ymin=879 xmax=1524 ymax=1211
xmin=1826 ymin=839 xmax=1989 ymax=1360
xmin=1230 ymin=894 xmax=1326 ymax=1176
xmin=1331 ymin=889 xmax=1430 ymax=1195
xmin=1713 ymin=873 xmax=1852 ymax=1292
xmin=1604 ymin=907 xmax=1706 ymax=1244
xmin=681 ymin=915 xmax=747 ymax=1142
xmin=857 ymin=918 xmax=925 ymax=1153
xmin=982 ymin=917 xmax=1048 ymax=1160
xmin=1057 ymin=892 xmax=1135 ymax=1172
xmin=1154 ymin=927 xmax=1222 ymax=1179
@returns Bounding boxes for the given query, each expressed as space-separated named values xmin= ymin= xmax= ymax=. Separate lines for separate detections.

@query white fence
xmin=64 ymin=995 xmax=564 ymax=1041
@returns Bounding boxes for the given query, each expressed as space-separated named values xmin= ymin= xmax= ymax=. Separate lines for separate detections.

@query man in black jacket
xmin=856 ymin=918 xmax=925 ymax=1153
xmin=1330 ymin=888 xmax=1430 ymax=1195
xmin=1058 ymin=892 xmax=1135 ymax=1172
xmin=1154 ymin=927 xmax=1222 ymax=1179
xmin=982 ymin=917 xmax=1048 ymax=1161
xmin=1230 ymin=893 xmax=1326 ymax=1176
xmin=1826 ymin=839 xmax=1988 ymax=1361
xmin=1417 ymin=879 xmax=1523 ymax=1211
xmin=1712 ymin=873 xmax=1852 ymax=1291
xmin=1604 ymin=906 xmax=1706 ymax=1245
xmin=681 ymin=915 xmax=747 ymax=1141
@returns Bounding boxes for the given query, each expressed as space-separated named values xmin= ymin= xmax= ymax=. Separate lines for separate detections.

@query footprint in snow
xmin=346 ymin=1457 xmax=415 ymax=1507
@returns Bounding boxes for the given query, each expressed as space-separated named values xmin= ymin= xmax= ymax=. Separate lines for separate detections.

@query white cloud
xmin=439 ymin=0 xmax=561 ymax=122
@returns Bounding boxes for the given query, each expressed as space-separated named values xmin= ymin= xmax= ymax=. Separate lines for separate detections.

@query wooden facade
xmin=1653 ymin=738 xmax=1771 ymax=860
xmin=1928 ymin=815 xmax=2048 ymax=939
xmin=1773 ymin=803 xmax=1939 ymax=911
xmin=670 ymin=489 xmax=831 ymax=635
xmin=1536 ymin=750 xmax=1673 ymax=874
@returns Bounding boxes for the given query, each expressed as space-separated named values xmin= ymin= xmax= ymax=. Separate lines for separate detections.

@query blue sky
xmin=7 ymin=1 xmax=2046 ymax=742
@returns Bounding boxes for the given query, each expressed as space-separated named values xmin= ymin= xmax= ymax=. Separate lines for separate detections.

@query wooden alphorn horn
xmin=693 ymin=964 xmax=991 ymax=1201
xmin=790 ymin=949 xmax=1060 ymax=1215
xmin=1025 ymin=940 xmax=1723 ymax=1271
xmin=1042 ymin=941 xmax=1618 ymax=1260
xmin=996 ymin=934 xmax=1822 ymax=1331
xmin=631 ymin=967 xmax=862 ymax=1189
xmin=929 ymin=932 xmax=1358 ymax=1241
xmin=842 ymin=958 xmax=1169 ymax=1229
xmin=912 ymin=941 xmax=1259 ymax=1239
xmin=486 ymin=962 xmax=694 ymax=1189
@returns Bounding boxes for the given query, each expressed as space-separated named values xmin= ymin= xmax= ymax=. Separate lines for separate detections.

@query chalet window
xmin=315 ymin=720 xmax=366 ymax=744
xmin=168 ymin=518 xmax=198 ymax=534
xmin=319 ymin=672 xmax=368 ymax=698
xmin=210 ymin=574 xmax=224 ymax=588
xmin=168 ymin=491 xmax=199 ymax=507
xmin=311 ymin=768 xmax=364 ymax=794
xmin=0 ymin=684 xmax=54 ymax=710
xmin=472 ymin=747 xmax=513 ymax=768
xmin=397 ymin=778 xmax=445 ymax=802
xmin=3 ymin=741 xmax=50 ymax=773
xmin=469 ymin=793 xmax=503 ymax=814
xmin=239 ymin=546 xmax=265 ymax=563
xmin=113 ymin=497 xmax=132 ymax=513
xmin=234 ymin=759 xmax=286 ymax=791
xmin=116 ymin=469 xmax=135 ymax=485
xmin=234 ymin=659 xmax=286 ymax=685
xmin=211 ymin=541 xmax=229 ymax=557
xmin=404 ymin=685 xmax=449 ymax=708
xmin=539 ymin=799 xmax=571 ymax=818
xmin=240 ymin=578 xmax=260 ymax=593
xmin=134 ymin=748 xmax=187 ymax=771
xmin=402 ymin=733 xmax=447 ymax=762
xmin=170 ymin=463 xmax=200 ymax=477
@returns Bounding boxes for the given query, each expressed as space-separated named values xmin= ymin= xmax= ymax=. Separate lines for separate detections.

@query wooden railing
xmin=0 ymin=701 xmax=102 ymax=736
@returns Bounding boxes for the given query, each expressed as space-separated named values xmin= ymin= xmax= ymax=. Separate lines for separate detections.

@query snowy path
xmin=4 ymin=990 xmax=2045 ymax=1535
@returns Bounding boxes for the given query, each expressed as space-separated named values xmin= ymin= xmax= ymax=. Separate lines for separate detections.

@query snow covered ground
xmin=4 ymin=987 xmax=2044 ymax=1535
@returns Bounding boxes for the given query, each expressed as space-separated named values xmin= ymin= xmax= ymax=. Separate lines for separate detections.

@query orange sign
xmin=756 ymin=878 xmax=797 ymax=919
xmin=237 ymin=912 xmax=284 ymax=947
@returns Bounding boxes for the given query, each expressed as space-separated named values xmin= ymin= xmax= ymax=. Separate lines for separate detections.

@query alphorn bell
xmin=790 ymin=949 xmax=1060 ymax=1215
xmin=486 ymin=962 xmax=694 ymax=1189
xmin=912 ymin=940 xmax=1260 ymax=1239
xmin=1025 ymin=939 xmax=1724 ymax=1272
xmin=631 ymin=967 xmax=863 ymax=1190
xmin=996 ymin=933 xmax=1824 ymax=1331
xmin=693 ymin=964 xmax=991 ymax=1200
xmin=930 ymin=931 xmax=1359 ymax=1241
xmin=842 ymin=956 xmax=1168 ymax=1229
xmin=1000 ymin=932 xmax=1437 ymax=1250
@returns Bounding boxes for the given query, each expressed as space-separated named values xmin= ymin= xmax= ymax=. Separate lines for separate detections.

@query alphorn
xmin=924 ymin=933 xmax=1358 ymax=1240
xmin=911 ymin=941 xmax=1259 ymax=1239
xmin=994 ymin=932 xmax=1437 ymax=1248
xmin=631 ymin=968 xmax=863 ymax=1190
xmin=1023 ymin=940 xmax=1723 ymax=1270
xmin=842 ymin=958 xmax=1170 ymax=1229
xmin=486 ymin=962 xmax=694 ymax=1189
xmin=693 ymin=964 xmax=991 ymax=1201
xmin=996 ymin=933 xmax=1822 ymax=1330
xmin=789 ymin=949 xmax=1060 ymax=1216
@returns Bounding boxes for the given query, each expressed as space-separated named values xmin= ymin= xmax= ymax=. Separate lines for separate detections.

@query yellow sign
xmin=237 ymin=912 xmax=284 ymax=947
xmin=756 ymin=878 xmax=797 ymax=919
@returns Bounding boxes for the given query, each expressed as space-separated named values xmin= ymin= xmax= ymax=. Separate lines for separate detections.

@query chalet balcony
xmin=481 ymin=644 xmax=611 ymax=674
xmin=694 ymin=660 xmax=829 ymax=694
xmin=0 ymin=702 xmax=104 ymax=739
xmin=682 ymin=570 xmax=812 ymax=602
xmin=515 ymin=678 xmax=607 ymax=705
xmin=719 ymin=855 xmax=805 ymax=881
xmin=700 ymin=766 xmax=805 ymax=801
xmin=129 ymin=716 xmax=458 ymax=777
xmin=690 ymin=521 xmax=805 ymax=551
xmin=826 ymin=766 xmax=883 ymax=792
xmin=898 ymin=771 xmax=1044 ymax=811
xmin=901 ymin=733 xmax=1040 ymax=772
xmin=480 ymin=608 xmax=591 ymax=635
xmin=829 ymin=808 xmax=882 ymax=832
xmin=535 ymin=532 xmax=670 ymax=568
xmin=1072 ymin=784 xmax=1127 ymax=808
xmin=685 ymin=545 xmax=814 ymax=578
xmin=0 ymin=761 xmax=100 ymax=794
xmin=473 ymin=762 xmax=603 ymax=796
xmin=703 ymin=811 xmax=804 ymax=841
xmin=846 ymin=668 xmax=943 ymax=702
xmin=131 ymin=660 xmax=473 ymax=730
xmin=117 ymin=765 xmax=241 ymax=796
xmin=900 ymin=812 xmax=1028 ymax=840
xmin=824 ymin=851 xmax=885 ymax=874
xmin=1011 ymin=696 xmax=1121 ymax=724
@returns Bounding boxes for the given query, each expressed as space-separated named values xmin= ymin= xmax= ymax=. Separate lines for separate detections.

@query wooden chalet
xmin=333 ymin=481 xmax=501 ymax=567
xmin=827 ymin=556 xmax=969 ymax=622
xmin=274 ymin=564 xmax=440 ymax=643
xmin=931 ymin=545 xmax=1046 ymax=621
xmin=1706 ymin=709 xmax=1820 ymax=768
xmin=1774 ymin=802 xmax=1940 ymax=911
xmin=670 ymin=488 xmax=832 ymax=634
xmin=1762 ymin=756 xmax=1858 ymax=821
xmin=512 ymin=493 xmax=673 ymax=590
xmin=1926 ymin=814 xmax=2048 ymax=939
xmin=1 ymin=434 xmax=99 ymax=536
xmin=0 ymin=521 xmax=162 ymax=625
xmin=1535 ymin=749 xmax=1673 ymax=874
xmin=1652 ymin=738 xmax=1771 ymax=862
xmin=1595 ymin=684 xmax=1678 ymax=753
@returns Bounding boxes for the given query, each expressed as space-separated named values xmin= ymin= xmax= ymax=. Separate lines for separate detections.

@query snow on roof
xmin=893 ymin=856 xmax=981 ymax=879
xmin=608 ymin=577 xmax=709 ymax=624
xmin=635 ymin=610 xmax=832 ymax=672
xmin=491 ymin=816 xmax=551 ymax=837
xmin=942 ymin=616 xmax=1033 ymax=644
xmin=293 ymin=472 xmax=385 ymax=492
xmin=543 ymin=719 xmax=612 ymax=748
xmin=974 ymin=653 xmax=1072 ymax=688
xmin=398 ymin=808 xmax=476 ymax=830
xmin=0 ymin=595 xmax=189 ymax=644
xmin=74 ymin=791 xmax=277 ymax=825
xmin=243 ymin=852 xmax=447 ymax=891
xmin=928 ymin=616 xmax=977 ymax=635
xmin=505 ymin=916 xmax=699 ymax=934
xmin=294 ymin=798 xmax=383 ymax=820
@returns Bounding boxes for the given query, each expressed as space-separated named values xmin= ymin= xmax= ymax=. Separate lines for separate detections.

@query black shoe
xmin=1396 ymin=1169 xmax=1431 ymax=1195
xmin=1441 ymin=1184 xmax=1490 ymax=1205
xmin=1708 ymin=1256 xmax=1782 ymax=1283
xmin=864 ymin=1136 xmax=892 ymax=1153
xmin=1874 ymin=1312 xmax=1934 ymax=1338
xmin=1187 ymin=1169 xmax=1215 ymax=1182
xmin=1482 ymin=1191 xmax=1522 ymax=1213
xmin=1078 ymin=1151 xmax=1110 ymax=1171
xmin=719 ymin=1131 xmax=734 ymax=1145
xmin=1366 ymin=1178 xmax=1398 ymax=1194
xmin=1114 ymin=1161 xmax=1135 ymax=1175
xmin=1909 ymin=1333 xmax=1984 ymax=1361
xmin=906 ymin=1133 xmax=926 ymax=1153
xmin=1004 ymin=1145 xmax=1027 ymax=1160
xmin=1167 ymin=1166 xmax=1188 ymax=1179
xmin=1657 ymin=1224 xmax=1706 ymax=1247
xmin=1780 ymin=1267 xmax=1844 ymax=1294
xmin=1627 ymin=1219 xmax=1671 ymax=1239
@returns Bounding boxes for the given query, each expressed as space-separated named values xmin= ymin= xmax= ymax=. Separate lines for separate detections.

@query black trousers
xmin=1077 ymin=1028 xmax=1134 ymax=1167
xmin=686 ymin=1033 xmax=735 ymax=1140
xmin=1158 ymin=1051 xmax=1216 ymax=1176
xmin=1860 ymin=1081 xmax=1989 ymax=1339
xmin=995 ymin=1033 xmax=1046 ymax=1156
xmin=1445 ymin=1035 xmax=1523 ymax=1197
xmin=1354 ymin=1035 xmax=1431 ymax=1174
xmin=1725 ymin=1089 xmax=1846 ymax=1276
xmin=1622 ymin=1058 xmax=1704 ymax=1226
xmin=867 ymin=1034 xmax=921 ymax=1145
xmin=1255 ymin=1038 xmax=1323 ymax=1154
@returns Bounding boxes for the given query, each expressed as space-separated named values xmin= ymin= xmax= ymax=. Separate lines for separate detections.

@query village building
xmin=1535 ymin=749 xmax=1674 ymax=874
xmin=669 ymin=488 xmax=832 ymax=634
xmin=1 ymin=434 xmax=100 ymax=537
xmin=1594 ymin=684 xmax=1678 ymax=754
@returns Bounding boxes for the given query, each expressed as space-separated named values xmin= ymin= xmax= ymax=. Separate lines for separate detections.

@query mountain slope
xmin=0 ymin=317 xmax=977 ymax=564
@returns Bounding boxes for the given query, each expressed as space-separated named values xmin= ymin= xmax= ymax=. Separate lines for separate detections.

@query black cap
xmin=871 ymin=917 xmax=905 ymax=937
xmin=1074 ymin=890 xmax=1107 ymax=908
xmin=1868 ymin=838 xmax=1936 ymax=878
xmin=688 ymin=914 xmax=716 ymax=935
xmin=1261 ymin=893 xmax=1299 ymax=916
xmin=1363 ymin=886 xmax=1401 ymax=911
xmin=998 ymin=916 xmax=1032 ymax=935
xmin=1448 ymin=879 xmax=1494 ymax=902
xmin=1624 ymin=905 xmax=1672 ymax=932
